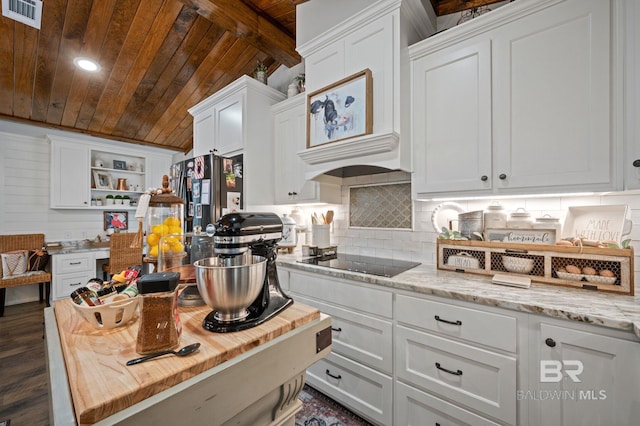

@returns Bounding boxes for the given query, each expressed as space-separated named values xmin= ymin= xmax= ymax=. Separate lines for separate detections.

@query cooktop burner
xmin=297 ymin=253 xmax=420 ymax=278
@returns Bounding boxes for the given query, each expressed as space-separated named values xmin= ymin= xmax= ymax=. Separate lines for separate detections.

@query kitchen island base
xmin=45 ymin=300 xmax=330 ymax=425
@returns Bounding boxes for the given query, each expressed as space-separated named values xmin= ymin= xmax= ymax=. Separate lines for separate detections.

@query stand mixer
xmin=194 ymin=212 xmax=293 ymax=332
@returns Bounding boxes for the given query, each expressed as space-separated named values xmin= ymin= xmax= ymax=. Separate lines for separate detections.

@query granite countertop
xmin=276 ymin=255 xmax=640 ymax=341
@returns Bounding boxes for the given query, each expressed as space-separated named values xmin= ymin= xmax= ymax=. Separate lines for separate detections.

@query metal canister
xmin=458 ymin=211 xmax=484 ymax=240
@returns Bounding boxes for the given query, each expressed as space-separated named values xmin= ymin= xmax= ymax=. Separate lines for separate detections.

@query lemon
xmin=171 ymin=242 xmax=185 ymax=253
xmin=149 ymin=245 xmax=159 ymax=258
xmin=147 ymin=233 xmax=160 ymax=246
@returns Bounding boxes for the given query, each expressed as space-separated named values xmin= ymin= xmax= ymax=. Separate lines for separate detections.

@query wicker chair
xmin=0 ymin=234 xmax=51 ymax=317
xmin=101 ymin=232 xmax=143 ymax=279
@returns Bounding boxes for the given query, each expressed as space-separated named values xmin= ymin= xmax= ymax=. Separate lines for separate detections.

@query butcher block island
xmin=44 ymin=298 xmax=330 ymax=425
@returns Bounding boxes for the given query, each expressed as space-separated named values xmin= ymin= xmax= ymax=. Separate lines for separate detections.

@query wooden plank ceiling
xmin=0 ymin=0 xmax=499 ymax=153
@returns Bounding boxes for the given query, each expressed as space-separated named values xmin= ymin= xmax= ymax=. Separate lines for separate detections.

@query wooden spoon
xmin=325 ymin=210 xmax=334 ymax=224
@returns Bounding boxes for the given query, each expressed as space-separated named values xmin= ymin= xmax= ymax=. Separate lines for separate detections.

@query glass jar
xmin=145 ymin=192 xmax=185 ymax=260
xmin=507 ymin=208 xmax=534 ymax=229
xmin=483 ymin=202 xmax=507 ymax=231
xmin=533 ymin=214 xmax=562 ymax=242
xmin=136 ymin=272 xmax=181 ymax=354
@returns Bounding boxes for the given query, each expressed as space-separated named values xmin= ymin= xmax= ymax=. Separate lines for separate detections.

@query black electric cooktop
xmin=297 ymin=253 xmax=420 ymax=278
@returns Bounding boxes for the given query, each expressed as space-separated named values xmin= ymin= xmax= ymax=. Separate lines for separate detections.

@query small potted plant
xmin=105 ymin=194 xmax=114 ymax=205
xmin=122 ymin=195 xmax=131 ymax=206
xmin=254 ymin=61 xmax=268 ymax=85
xmin=96 ymin=197 xmax=103 ymax=207
xmin=114 ymin=194 xmax=123 ymax=205
xmin=295 ymin=73 xmax=305 ymax=92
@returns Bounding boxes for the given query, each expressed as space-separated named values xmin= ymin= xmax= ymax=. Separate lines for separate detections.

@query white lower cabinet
xmin=287 ymin=270 xmax=393 ymax=425
xmin=395 ymin=294 xmax=517 ymax=425
xmin=282 ymin=266 xmax=640 ymax=426
xmin=395 ymin=381 xmax=501 ymax=426
xmin=52 ymin=252 xmax=96 ymax=300
xmin=528 ymin=318 xmax=640 ymax=426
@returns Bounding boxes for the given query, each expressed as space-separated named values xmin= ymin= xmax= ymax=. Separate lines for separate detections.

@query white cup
xmin=312 ymin=224 xmax=330 ymax=248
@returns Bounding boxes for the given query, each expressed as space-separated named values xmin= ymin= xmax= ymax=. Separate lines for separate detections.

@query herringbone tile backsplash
xmin=349 ymin=183 xmax=412 ymax=228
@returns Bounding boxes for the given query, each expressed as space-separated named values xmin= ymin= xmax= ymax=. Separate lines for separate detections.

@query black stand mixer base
xmin=202 ymin=295 xmax=293 ymax=333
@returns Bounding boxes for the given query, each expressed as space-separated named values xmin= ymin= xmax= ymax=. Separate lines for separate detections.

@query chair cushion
xmin=1 ymin=250 xmax=29 ymax=277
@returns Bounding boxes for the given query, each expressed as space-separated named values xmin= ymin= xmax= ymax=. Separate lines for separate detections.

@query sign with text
xmin=562 ymin=205 xmax=628 ymax=244
xmin=486 ymin=228 xmax=556 ymax=245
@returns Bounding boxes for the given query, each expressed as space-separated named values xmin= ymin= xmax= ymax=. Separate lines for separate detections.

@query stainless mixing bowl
xmin=193 ymin=252 xmax=267 ymax=322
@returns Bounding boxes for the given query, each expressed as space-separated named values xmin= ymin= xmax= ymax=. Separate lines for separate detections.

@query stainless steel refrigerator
xmin=169 ymin=153 xmax=244 ymax=232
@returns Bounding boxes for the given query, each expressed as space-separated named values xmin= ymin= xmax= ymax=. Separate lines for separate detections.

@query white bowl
xmin=584 ymin=275 xmax=617 ymax=285
xmin=555 ymin=271 xmax=584 ymax=281
xmin=71 ymin=297 xmax=139 ymax=329
xmin=502 ymin=256 xmax=534 ymax=274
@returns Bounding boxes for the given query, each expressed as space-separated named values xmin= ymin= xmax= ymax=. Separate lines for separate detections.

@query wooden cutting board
xmin=53 ymin=296 xmax=320 ymax=424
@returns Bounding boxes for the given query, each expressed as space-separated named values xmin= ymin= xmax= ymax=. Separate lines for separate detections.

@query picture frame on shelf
xmin=93 ymin=171 xmax=112 ymax=190
xmin=307 ymin=68 xmax=373 ymax=148
xmin=104 ymin=211 xmax=128 ymax=231
xmin=113 ymin=160 xmax=127 ymax=170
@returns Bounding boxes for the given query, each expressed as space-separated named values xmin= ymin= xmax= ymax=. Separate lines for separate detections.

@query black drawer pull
xmin=435 ymin=362 xmax=462 ymax=376
xmin=325 ymin=369 xmax=342 ymax=380
xmin=70 ymin=282 xmax=82 ymax=287
xmin=480 ymin=175 xmax=488 ymax=181
xmin=69 ymin=261 xmax=82 ymax=265
xmin=435 ymin=315 xmax=461 ymax=326
xmin=499 ymin=173 xmax=507 ymax=180
xmin=545 ymin=338 xmax=556 ymax=348
xmin=633 ymin=159 xmax=640 ymax=167
xmin=331 ymin=327 xmax=342 ymax=332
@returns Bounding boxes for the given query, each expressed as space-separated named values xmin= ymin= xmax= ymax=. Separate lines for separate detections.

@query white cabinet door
xmin=214 ymin=91 xmax=244 ymax=156
xmin=530 ymin=321 xmax=640 ymax=426
xmin=192 ymin=108 xmax=215 ymax=158
xmin=273 ymin=97 xmax=341 ymax=205
xmin=412 ymin=39 xmax=492 ymax=195
xmin=624 ymin=0 xmax=640 ymax=189
xmin=492 ymin=0 xmax=615 ymax=192
xmin=50 ymin=139 xmax=90 ymax=208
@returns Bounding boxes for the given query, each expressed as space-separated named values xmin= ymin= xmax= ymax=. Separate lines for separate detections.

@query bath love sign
xmin=562 ymin=205 xmax=628 ymax=244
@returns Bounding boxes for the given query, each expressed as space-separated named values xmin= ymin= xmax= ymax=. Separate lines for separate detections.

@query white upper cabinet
xmin=272 ymin=96 xmax=341 ymax=205
xmin=49 ymin=134 xmax=174 ymax=209
xmin=190 ymin=76 xmax=286 ymax=207
xmin=50 ymin=137 xmax=91 ymax=208
xmin=412 ymin=39 xmax=492 ymax=194
xmin=297 ymin=0 xmax=434 ymax=178
xmin=410 ymin=0 xmax=623 ymax=199
xmin=624 ymin=0 xmax=640 ymax=189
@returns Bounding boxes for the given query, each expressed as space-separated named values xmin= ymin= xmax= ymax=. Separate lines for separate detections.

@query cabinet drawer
xmin=289 ymin=271 xmax=392 ymax=318
xmin=294 ymin=294 xmax=392 ymax=374
xmin=307 ymin=352 xmax=393 ymax=426
xmin=395 ymin=382 xmax=501 ymax=426
xmin=55 ymin=272 xmax=94 ymax=300
xmin=395 ymin=325 xmax=516 ymax=424
xmin=396 ymin=294 xmax=517 ymax=352
xmin=54 ymin=254 xmax=94 ymax=274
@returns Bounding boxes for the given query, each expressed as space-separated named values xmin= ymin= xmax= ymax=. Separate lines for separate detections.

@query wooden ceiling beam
xmin=435 ymin=0 xmax=507 ymax=16
xmin=178 ymin=0 xmax=300 ymax=67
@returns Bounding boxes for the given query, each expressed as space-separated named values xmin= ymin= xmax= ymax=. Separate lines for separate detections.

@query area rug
xmin=296 ymin=385 xmax=373 ymax=426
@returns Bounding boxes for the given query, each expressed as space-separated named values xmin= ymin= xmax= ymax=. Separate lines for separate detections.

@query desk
xmin=49 ymin=246 xmax=110 ymax=301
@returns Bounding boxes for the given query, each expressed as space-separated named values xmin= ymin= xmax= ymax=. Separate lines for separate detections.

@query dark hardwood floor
xmin=0 ymin=302 xmax=50 ymax=426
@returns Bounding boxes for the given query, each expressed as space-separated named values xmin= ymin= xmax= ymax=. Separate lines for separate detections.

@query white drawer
xmin=307 ymin=352 xmax=393 ymax=426
xmin=54 ymin=272 xmax=94 ymax=300
xmin=289 ymin=271 xmax=392 ymax=318
xmin=396 ymin=294 xmax=517 ymax=352
xmin=395 ymin=325 xmax=516 ymax=424
xmin=395 ymin=382 xmax=502 ymax=426
xmin=54 ymin=253 xmax=94 ymax=274
xmin=293 ymin=294 xmax=393 ymax=374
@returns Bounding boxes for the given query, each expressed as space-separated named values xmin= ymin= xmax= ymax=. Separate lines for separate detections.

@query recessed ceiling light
xmin=73 ymin=57 xmax=101 ymax=72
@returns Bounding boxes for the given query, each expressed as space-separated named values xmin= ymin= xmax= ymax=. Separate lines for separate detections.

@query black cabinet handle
xmin=499 ymin=173 xmax=507 ymax=180
xmin=633 ymin=159 xmax=640 ymax=167
xmin=435 ymin=315 xmax=461 ymax=326
xmin=325 ymin=369 xmax=342 ymax=380
xmin=481 ymin=175 xmax=488 ymax=181
xmin=331 ymin=327 xmax=342 ymax=332
xmin=545 ymin=338 xmax=556 ymax=348
xmin=288 ymin=192 xmax=292 ymax=196
xmin=435 ymin=362 xmax=462 ymax=376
